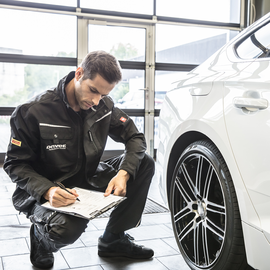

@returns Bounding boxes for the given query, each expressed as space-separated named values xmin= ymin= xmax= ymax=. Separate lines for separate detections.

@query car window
xmin=236 ymin=21 xmax=270 ymax=60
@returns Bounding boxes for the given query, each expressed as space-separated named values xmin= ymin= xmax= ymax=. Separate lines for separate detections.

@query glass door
xmin=88 ymin=21 xmax=154 ymax=156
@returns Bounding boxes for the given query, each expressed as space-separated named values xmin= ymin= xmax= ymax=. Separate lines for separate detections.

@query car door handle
xmin=233 ymin=97 xmax=268 ymax=111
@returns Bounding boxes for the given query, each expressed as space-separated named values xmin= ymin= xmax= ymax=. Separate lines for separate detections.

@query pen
xmin=55 ymin=182 xmax=80 ymax=202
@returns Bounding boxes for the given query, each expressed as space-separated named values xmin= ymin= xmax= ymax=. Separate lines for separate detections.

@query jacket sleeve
xmin=3 ymin=105 xmax=55 ymax=203
xmin=108 ymin=106 xmax=147 ymax=179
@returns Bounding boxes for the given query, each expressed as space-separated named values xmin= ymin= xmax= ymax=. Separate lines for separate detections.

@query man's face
xmin=74 ymin=72 xmax=116 ymax=110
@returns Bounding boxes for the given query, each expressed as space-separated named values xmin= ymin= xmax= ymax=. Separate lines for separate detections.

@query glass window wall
xmin=156 ymin=24 xmax=238 ymax=65
xmin=111 ymin=69 xmax=145 ymax=109
xmin=88 ymin=25 xmax=146 ymax=62
xmin=156 ymin=0 xmax=241 ymax=24
xmin=105 ymin=116 xmax=144 ymax=150
xmin=155 ymin=70 xmax=187 ymax=109
xmin=0 ymin=9 xmax=77 ymax=57
xmin=0 ymin=63 xmax=76 ymax=107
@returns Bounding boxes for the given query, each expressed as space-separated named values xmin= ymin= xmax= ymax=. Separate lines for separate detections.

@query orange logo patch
xmin=11 ymin=138 xmax=22 ymax=147
xmin=120 ymin=117 xmax=127 ymax=123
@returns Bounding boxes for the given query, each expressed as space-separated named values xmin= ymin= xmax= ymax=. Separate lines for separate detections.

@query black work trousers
xmin=29 ymin=153 xmax=155 ymax=252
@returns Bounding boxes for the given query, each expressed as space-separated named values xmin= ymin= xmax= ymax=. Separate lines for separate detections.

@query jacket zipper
xmin=88 ymin=130 xmax=99 ymax=154
xmin=95 ymin=111 xmax=111 ymax=123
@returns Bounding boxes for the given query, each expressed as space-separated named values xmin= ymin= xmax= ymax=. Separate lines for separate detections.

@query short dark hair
xmin=80 ymin=51 xmax=122 ymax=84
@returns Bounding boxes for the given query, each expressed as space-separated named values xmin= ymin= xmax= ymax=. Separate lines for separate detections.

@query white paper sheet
xmin=42 ymin=187 xmax=126 ymax=220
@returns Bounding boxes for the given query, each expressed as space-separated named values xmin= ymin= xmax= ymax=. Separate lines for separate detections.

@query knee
xmin=145 ymin=153 xmax=155 ymax=171
xmin=48 ymin=216 xmax=88 ymax=245
xmin=141 ymin=153 xmax=155 ymax=178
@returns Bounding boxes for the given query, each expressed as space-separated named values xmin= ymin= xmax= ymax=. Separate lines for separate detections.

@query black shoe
xmin=98 ymin=233 xmax=154 ymax=259
xmin=30 ymin=224 xmax=54 ymax=269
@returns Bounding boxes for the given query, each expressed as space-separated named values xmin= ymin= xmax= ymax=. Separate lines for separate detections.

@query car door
xmin=223 ymin=19 xmax=270 ymax=242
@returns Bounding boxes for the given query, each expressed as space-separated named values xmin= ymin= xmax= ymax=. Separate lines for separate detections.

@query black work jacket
xmin=3 ymin=72 xmax=146 ymax=214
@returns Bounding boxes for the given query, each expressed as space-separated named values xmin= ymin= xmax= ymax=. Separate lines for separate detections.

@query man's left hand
xmin=104 ymin=169 xmax=130 ymax=197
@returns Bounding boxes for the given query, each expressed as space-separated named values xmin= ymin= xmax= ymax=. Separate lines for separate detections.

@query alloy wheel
xmin=171 ymin=150 xmax=226 ymax=268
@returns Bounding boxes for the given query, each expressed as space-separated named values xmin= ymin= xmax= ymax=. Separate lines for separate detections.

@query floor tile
xmin=164 ymin=222 xmax=174 ymax=231
xmin=0 ymin=238 xmax=29 ymax=256
xmin=17 ymin=214 xmax=31 ymax=225
xmin=101 ymin=258 xmax=168 ymax=270
xmin=0 ymin=206 xmax=18 ymax=216
xmin=139 ymin=238 xmax=179 ymax=258
xmin=161 ymin=237 xmax=179 ymax=252
xmin=0 ymin=177 xmax=10 ymax=184
xmin=85 ymin=221 xmax=99 ymax=232
xmin=61 ymin=246 xmax=105 ymax=268
xmin=128 ymin=224 xmax=173 ymax=241
xmin=140 ymin=213 xmax=171 ymax=226
xmin=90 ymin=218 xmax=109 ymax=231
xmin=0 ymin=226 xmax=30 ymax=240
xmin=5 ymin=185 xmax=15 ymax=193
xmin=2 ymin=254 xmax=38 ymax=270
xmin=54 ymin=251 xmax=77 ymax=269
xmin=0 ymin=186 xmax=7 ymax=193
xmin=0 ymin=199 xmax=12 ymax=207
xmin=80 ymin=230 xmax=103 ymax=247
xmin=61 ymin=238 xmax=86 ymax=250
xmin=157 ymin=254 xmax=191 ymax=270
xmin=0 ymin=192 xmax=14 ymax=199
xmin=2 ymin=252 xmax=69 ymax=270
xmin=0 ymin=205 xmax=18 ymax=216
xmin=0 ymin=215 xmax=19 ymax=226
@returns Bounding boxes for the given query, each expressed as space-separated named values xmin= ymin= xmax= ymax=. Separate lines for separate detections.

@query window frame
xmin=235 ymin=20 xmax=270 ymax=60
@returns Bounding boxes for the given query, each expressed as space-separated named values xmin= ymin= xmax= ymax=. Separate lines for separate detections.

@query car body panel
xmin=242 ymin=221 xmax=270 ymax=270
xmin=223 ymin=59 xmax=270 ymax=243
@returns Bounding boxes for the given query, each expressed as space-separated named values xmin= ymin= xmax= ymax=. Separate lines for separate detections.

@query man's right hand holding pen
xmin=44 ymin=185 xmax=79 ymax=207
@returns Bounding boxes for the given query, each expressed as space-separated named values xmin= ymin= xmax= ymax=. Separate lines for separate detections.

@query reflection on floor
xmin=0 ymin=167 xmax=190 ymax=270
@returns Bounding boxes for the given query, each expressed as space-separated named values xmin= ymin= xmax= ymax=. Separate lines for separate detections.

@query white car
xmin=156 ymin=12 xmax=270 ymax=270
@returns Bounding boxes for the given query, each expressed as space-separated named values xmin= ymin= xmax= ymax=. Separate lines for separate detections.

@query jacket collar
xmin=55 ymin=71 xmax=75 ymax=109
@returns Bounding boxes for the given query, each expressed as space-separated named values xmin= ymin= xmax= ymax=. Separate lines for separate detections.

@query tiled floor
xmin=0 ymin=166 xmax=190 ymax=270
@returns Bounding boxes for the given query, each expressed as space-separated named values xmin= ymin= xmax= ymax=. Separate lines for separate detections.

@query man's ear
xmin=75 ymin=67 xmax=84 ymax=81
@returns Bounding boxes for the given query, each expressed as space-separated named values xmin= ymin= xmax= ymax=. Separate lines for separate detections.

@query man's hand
xmin=43 ymin=187 xmax=79 ymax=207
xmin=104 ymin=170 xmax=130 ymax=197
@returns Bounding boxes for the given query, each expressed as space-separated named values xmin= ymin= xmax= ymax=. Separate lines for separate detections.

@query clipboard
xmin=41 ymin=187 xmax=126 ymax=220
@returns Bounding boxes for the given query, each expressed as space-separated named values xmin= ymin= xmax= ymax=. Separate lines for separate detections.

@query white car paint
xmin=157 ymin=12 xmax=270 ymax=270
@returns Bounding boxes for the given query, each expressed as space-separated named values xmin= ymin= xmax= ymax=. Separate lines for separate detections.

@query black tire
xmin=170 ymin=140 xmax=252 ymax=270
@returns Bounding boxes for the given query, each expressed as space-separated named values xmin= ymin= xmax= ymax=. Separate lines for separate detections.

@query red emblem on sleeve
xmin=120 ymin=117 xmax=127 ymax=122
xmin=11 ymin=138 xmax=22 ymax=147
